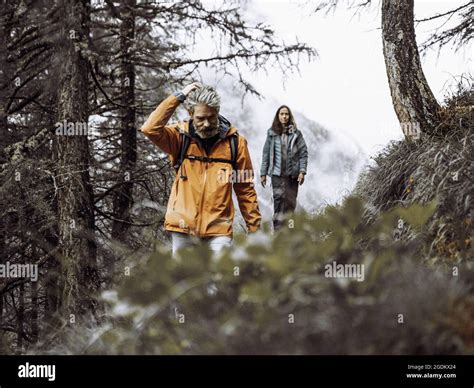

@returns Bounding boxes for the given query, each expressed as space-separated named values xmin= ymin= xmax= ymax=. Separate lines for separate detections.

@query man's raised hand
xmin=181 ymin=82 xmax=202 ymax=97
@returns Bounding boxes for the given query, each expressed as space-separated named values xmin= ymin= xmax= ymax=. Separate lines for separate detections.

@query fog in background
xmin=172 ymin=0 xmax=472 ymax=226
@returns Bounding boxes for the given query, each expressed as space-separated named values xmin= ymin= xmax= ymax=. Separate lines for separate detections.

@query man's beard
xmin=195 ymin=126 xmax=219 ymax=139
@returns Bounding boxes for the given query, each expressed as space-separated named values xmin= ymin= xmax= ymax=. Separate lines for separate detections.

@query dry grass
xmin=355 ymin=76 xmax=473 ymax=263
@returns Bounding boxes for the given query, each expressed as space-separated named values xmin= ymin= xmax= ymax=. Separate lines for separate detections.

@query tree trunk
xmin=54 ymin=0 xmax=100 ymax=319
xmin=44 ymin=254 xmax=60 ymax=324
xmin=0 ymin=1 xmax=12 ymax=144
xmin=381 ymin=0 xmax=440 ymax=139
xmin=30 ymin=279 xmax=38 ymax=344
xmin=17 ymin=284 xmax=24 ymax=352
xmin=112 ymin=0 xmax=137 ymax=242
xmin=0 ymin=294 xmax=3 ymax=332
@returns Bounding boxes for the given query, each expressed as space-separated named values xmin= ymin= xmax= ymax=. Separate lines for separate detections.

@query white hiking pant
xmin=171 ymin=232 xmax=232 ymax=257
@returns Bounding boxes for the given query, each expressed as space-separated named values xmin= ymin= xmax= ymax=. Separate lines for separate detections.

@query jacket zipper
xmin=196 ymin=136 xmax=225 ymax=236
xmin=197 ymin=162 xmax=208 ymax=236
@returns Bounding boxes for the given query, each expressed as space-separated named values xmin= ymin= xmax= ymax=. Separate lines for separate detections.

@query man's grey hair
xmin=185 ymin=85 xmax=221 ymax=113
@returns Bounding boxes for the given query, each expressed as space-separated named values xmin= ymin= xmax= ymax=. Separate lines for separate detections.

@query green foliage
xmin=56 ymin=196 xmax=473 ymax=355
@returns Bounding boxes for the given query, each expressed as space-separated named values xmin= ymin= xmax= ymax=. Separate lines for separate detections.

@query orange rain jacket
xmin=141 ymin=94 xmax=261 ymax=237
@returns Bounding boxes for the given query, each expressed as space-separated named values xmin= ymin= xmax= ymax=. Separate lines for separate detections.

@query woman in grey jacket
xmin=260 ymin=105 xmax=308 ymax=230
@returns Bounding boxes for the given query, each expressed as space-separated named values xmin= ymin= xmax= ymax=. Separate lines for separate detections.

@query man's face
xmin=278 ymin=107 xmax=290 ymax=126
xmin=192 ymin=104 xmax=219 ymax=138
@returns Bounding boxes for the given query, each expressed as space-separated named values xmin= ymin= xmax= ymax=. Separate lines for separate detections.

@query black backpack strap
xmin=179 ymin=132 xmax=240 ymax=170
xmin=186 ymin=155 xmax=233 ymax=164
xmin=174 ymin=132 xmax=191 ymax=172
xmin=229 ymin=132 xmax=239 ymax=170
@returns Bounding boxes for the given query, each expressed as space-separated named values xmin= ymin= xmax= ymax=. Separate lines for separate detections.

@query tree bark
xmin=0 ymin=294 xmax=3 ymax=334
xmin=381 ymin=0 xmax=441 ymax=139
xmin=17 ymin=284 xmax=24 ymax=352
xmin=0 ymin=0 xmax=13 ymax=146
xmin=30 ymin=279 xmax=38 ymax=344
xmin=112 ymin=0 xmax=137 ymax=242
xmin=53 ymin=0 xmax=100 ymax=319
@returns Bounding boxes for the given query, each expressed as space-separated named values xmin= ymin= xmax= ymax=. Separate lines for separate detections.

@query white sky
xmin=239 ymin=0 xmax=472 ymax=155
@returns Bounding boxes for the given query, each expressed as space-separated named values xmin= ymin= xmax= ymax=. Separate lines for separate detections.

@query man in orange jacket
xmin=141 ymin=82 xmax=261 ymax=256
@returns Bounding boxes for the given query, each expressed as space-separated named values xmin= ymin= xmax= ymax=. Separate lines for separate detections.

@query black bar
xmin=0 ymin=355 xmax=472 ymax=387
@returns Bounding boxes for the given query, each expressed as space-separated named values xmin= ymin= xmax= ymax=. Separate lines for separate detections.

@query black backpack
xmin=173 ymin=132 xmax=239 ymax=180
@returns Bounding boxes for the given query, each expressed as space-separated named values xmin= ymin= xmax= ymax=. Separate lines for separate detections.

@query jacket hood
xmin=217 ymin=115 xmax=235 ymax=138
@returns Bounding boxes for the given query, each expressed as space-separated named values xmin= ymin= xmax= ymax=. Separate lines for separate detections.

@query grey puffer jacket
xmin=260 ymin=126 xmax=308 ymax=179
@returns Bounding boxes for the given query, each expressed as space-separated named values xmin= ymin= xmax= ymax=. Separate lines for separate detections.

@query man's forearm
xmin=141 ymin=95 xmax=181 ymax=136
xmin=140 ymin=95 xmax=182 ymax=157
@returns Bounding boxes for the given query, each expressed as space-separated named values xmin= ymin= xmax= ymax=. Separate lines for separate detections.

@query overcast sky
xmin=235 ymin=0 xmax=472 ymax=155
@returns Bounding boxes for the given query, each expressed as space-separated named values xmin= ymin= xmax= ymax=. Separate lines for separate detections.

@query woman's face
xmin=278 ymin=108 xmax=290 ymax=126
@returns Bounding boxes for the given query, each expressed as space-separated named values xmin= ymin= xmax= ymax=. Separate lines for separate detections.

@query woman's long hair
xmin=271 ymin=105 xmax=297 ymax=135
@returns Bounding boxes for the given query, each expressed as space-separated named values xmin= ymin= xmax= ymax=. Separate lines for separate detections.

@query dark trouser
xmin=271 ymin=175 xmax=299 ymax=231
